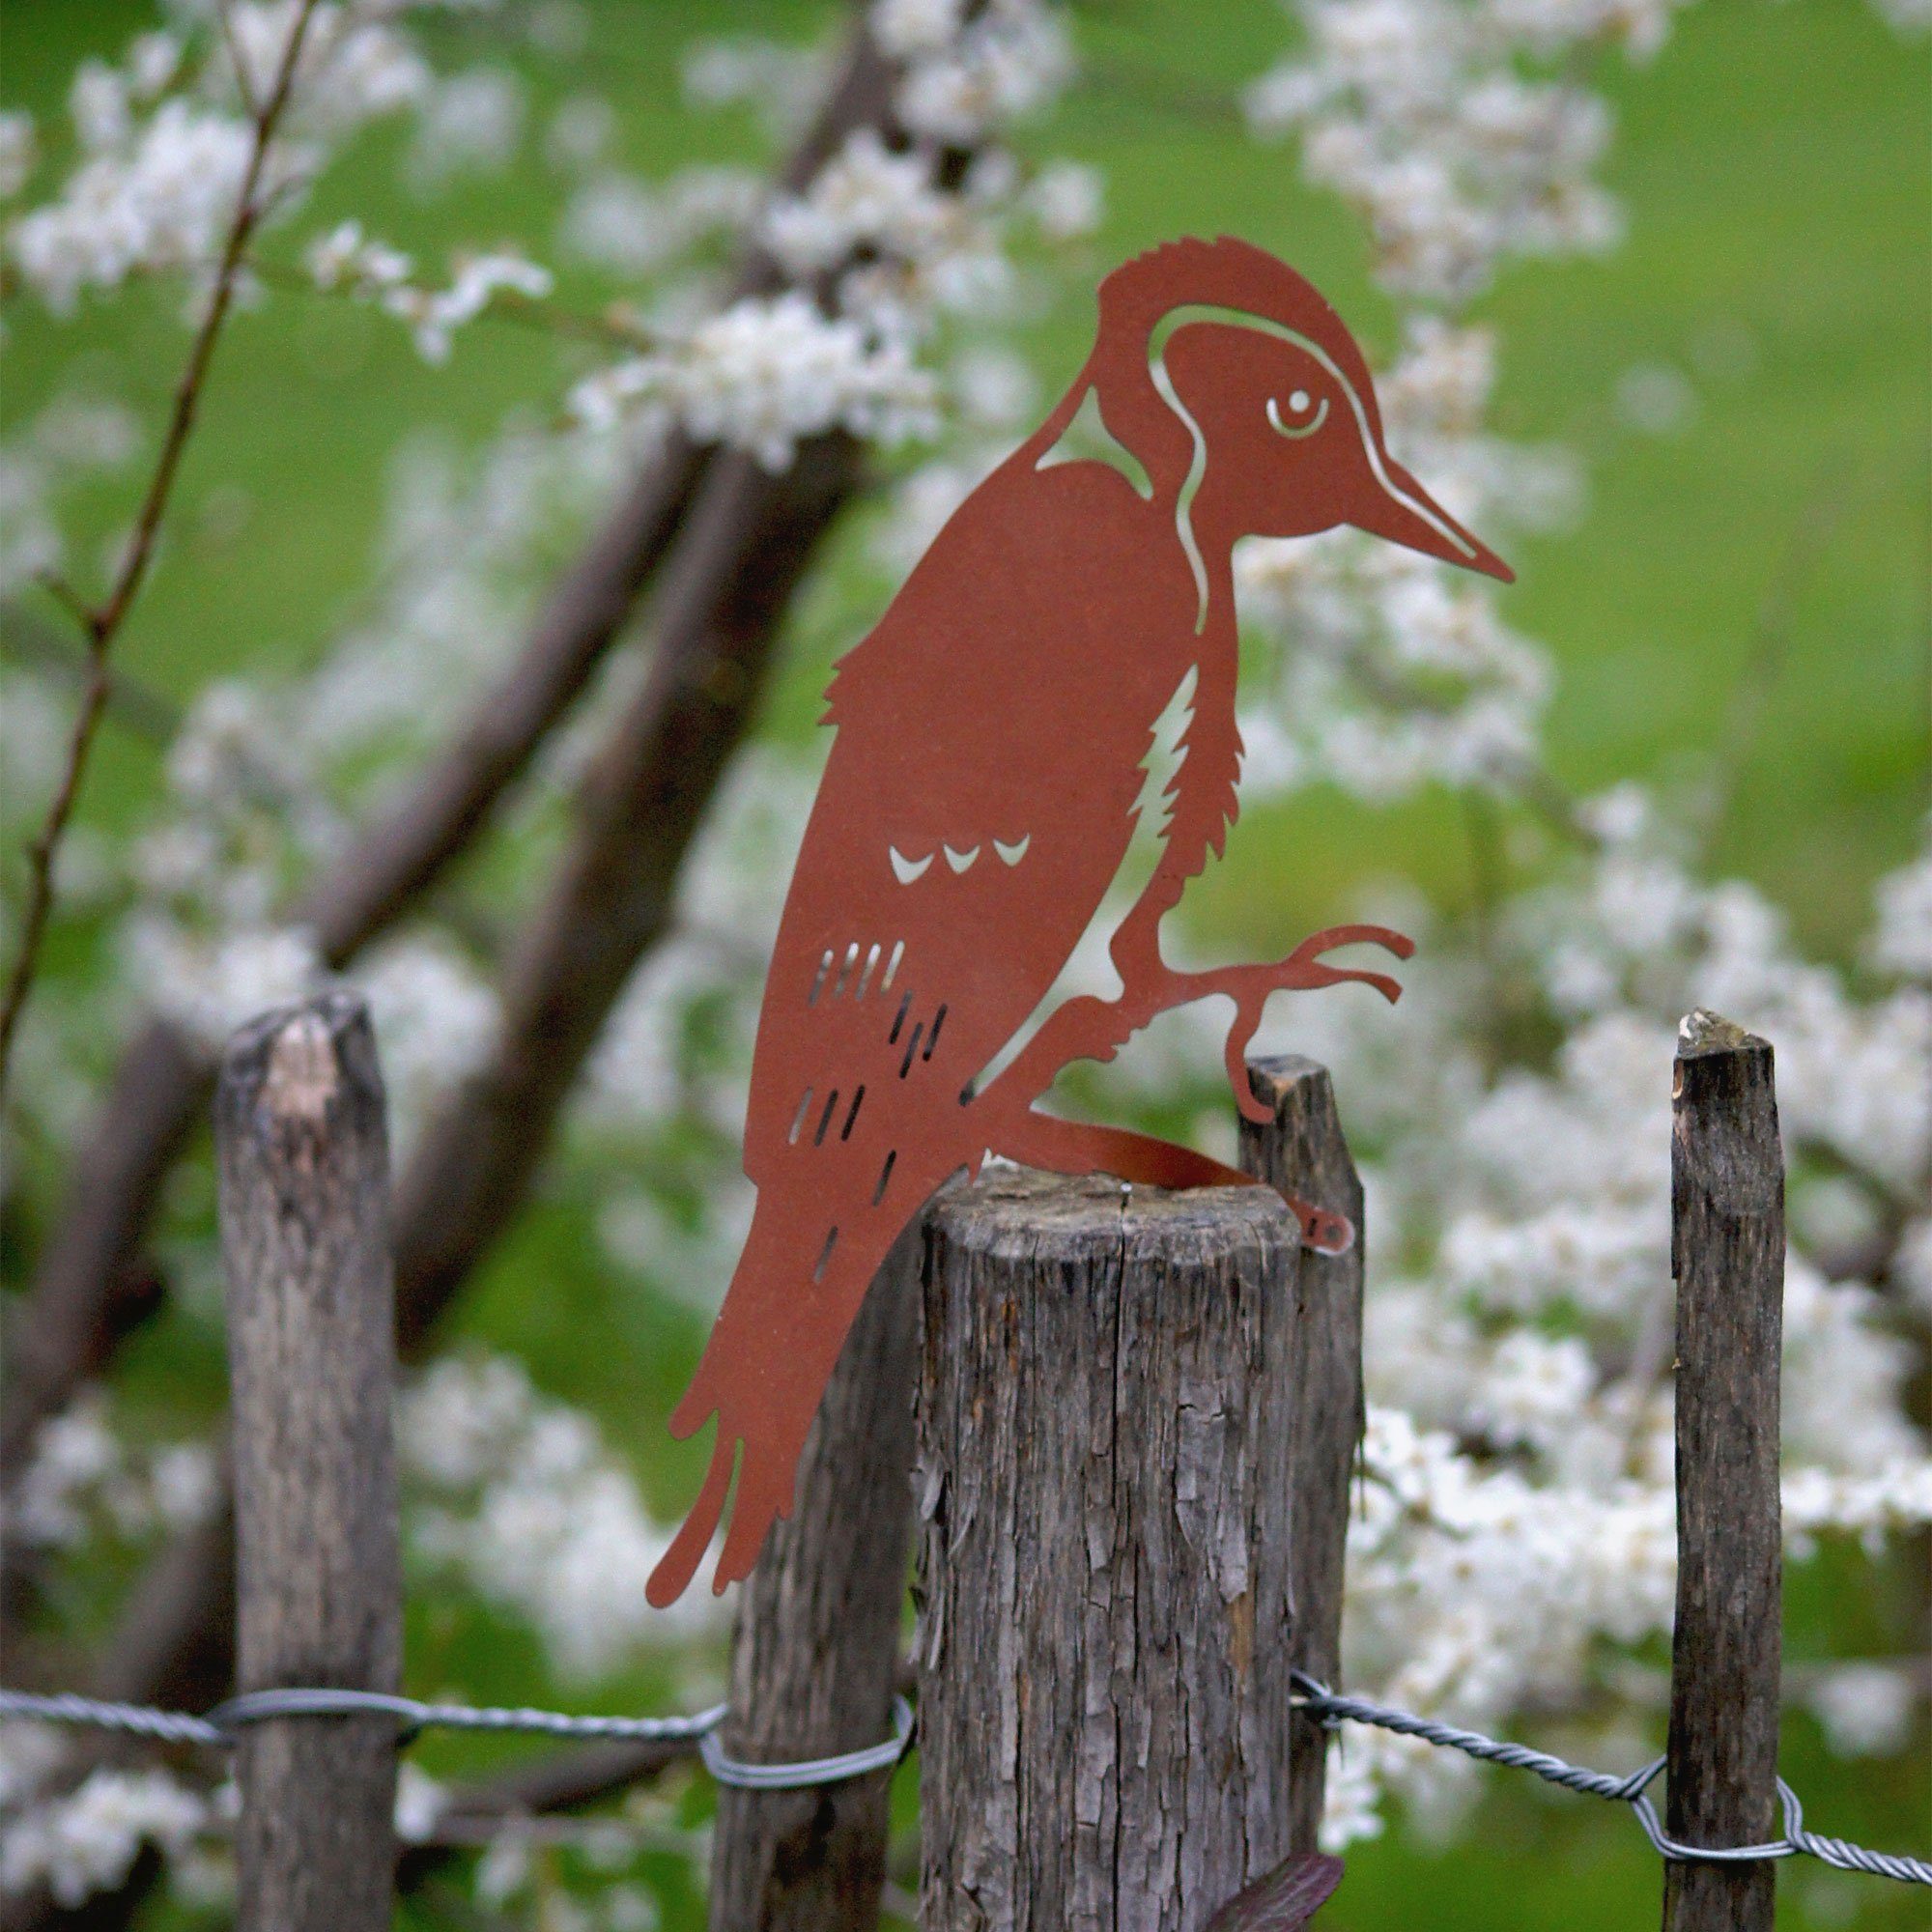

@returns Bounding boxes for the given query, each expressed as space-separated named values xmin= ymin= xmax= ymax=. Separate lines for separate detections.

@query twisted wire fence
xmin=3 ymin=1675 xmax=1925 ymax=1885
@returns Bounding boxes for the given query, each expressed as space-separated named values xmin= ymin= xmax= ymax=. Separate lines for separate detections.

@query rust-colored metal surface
xmin=646 ymin=237 xmax=1510 ymax=1607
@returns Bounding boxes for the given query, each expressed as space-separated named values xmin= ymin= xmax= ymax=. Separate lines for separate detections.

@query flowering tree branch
xmin=0 ymin=0 xmax=323 ymax=1106
xmin=0 ymin=14 xmax=899 ymax=1495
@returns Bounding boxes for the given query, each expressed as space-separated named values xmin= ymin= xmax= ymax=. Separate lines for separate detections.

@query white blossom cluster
xmin=6 ymin=5 xmax=432 ymax=314
xmin=402 ymin=1352 xmax=730 ymax=1672
xmin=569 ymin=292 xmax=938 ymax=471
xmin=1243 ymin=0 xmax=1662 ymax=304
xmin=0 ymin=1764 xmax=208 ymax=1910
xmin=565 ymin=0 xmax=1087 ymax=467
xmin=1288 ymin=818 xmax=1929 ymax=1843
xmin=1 ymin=1391 xmax=214 ymax=1555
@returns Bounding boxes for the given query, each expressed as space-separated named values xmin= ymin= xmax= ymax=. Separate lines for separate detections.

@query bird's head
xmin=1080 ymin=237 xmax=1512 ymax=604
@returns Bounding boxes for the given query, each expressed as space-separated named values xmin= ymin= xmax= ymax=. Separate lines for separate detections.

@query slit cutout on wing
xmin=855 ymin=943 xmax=882 ymax=998
xmin=882 ymin=941 xmax=905 ymax=989
xmin=840 ymin=1086 xmax=866 ymax=1140
xmin=832 ymin=942 xmax=860 ymax=996
xmin=923 ymin=1004 xmax=947 ymax=1060
xmin=809 ymin=950 xmax=833 ymax=1005
xmin=888 ymin=992 xmax=911 ymax=1044
xmin=900 ymin=1023 xmax=924 ymax=1078
xmin=872 ymin=1149 xmax=896 ymax=1205
xmin=812 ymin=1226 xmax=838 ymax=1283
xmin=813 ymin=1090 xmax=839 ymax=1147
xmin=787 ymin=1087 xmax=814 ymax=1145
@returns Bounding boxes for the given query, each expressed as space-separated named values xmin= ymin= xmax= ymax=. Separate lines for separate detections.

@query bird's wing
xmin=746 ymin=462 xmax=1201 ymax=1179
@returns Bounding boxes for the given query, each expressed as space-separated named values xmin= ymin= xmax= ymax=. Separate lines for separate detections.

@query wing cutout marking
xmin=994 ymin=835 xmax=1031 ymax=866
xmin=890 ymin=846 xmax=933 ymax=884
xmin=944 ymin=844 xmax=980 ymax=874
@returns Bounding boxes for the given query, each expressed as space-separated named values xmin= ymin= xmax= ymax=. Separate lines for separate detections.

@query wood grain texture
xmin=216 ymin=994 xmax=400 ymax=1932
xmin=917 ymin=1168 xmax=1298 ymax=1931
xmin=1663 ymin=1011 xmax=1783 ymax=1932
xmin=706 ymin=1218 xmax=922 ymax=1930
xmin=1236 ymin=1056 xmax=1363 ymax=1855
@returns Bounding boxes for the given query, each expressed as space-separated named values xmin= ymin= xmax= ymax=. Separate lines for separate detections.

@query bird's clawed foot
xmin=1189 ymin=923 xmax=1413 ymax=1127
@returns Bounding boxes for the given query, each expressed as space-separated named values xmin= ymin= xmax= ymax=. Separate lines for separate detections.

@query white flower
xmin=304 ymin=217 xmax=412 ymax=293
xmin=408 ymin=68 xmax=525 ymax=190
xmin=1027 ymin=158 xmax=1104 ymax=239
xmin=400 ymin=249 xmax=553 ymax=363
xmin=1869 ymin=823 xmax=1932 ymax=980
xmin=0 ymin=109 xmax=38 ymax=198
xmin=0 ymin=1772 xmax=206 ymax=1909
xmin=12 ymin=101 xmax=261 ymax=312
xmin=393 ymin=1765 xmax=448 ymax=1844
xmin=1805 ymin=1663 xmax=1915 ymax=1758
xmin=70 ymin=61 xmax=131 ymax=154
xmin=872 ymin=0 xmax=966 ymax=60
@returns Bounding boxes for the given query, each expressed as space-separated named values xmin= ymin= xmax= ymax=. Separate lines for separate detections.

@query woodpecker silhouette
xmin=645 ymin=237 xmax=1512 ymax=1607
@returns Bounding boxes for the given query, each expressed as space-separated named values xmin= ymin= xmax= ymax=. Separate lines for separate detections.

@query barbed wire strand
xmin=1290 ymin=1673 xmax=1932 ymax=1887
xmin=2 ymin=1678 xmax=1926 ymax=1882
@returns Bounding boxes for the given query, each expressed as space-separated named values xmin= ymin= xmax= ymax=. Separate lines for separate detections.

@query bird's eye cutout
xmin=1266 ymin=389 xmax=1328 ymax=440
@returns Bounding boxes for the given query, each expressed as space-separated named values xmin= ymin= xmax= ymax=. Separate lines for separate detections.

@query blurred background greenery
xmin=2 ymin=2 xmax=1926 ymax=1927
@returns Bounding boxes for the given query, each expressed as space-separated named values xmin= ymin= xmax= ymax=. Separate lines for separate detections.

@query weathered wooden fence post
xmin=217 ymin=992 xmax=401 ymax=1932
xmin=917 ymin=1167 xmax=1299 ymax=1927
xmin=1663 ymin=1010 xmax=1783 ymax=1932
xmin=707 ymin=1221 xmax=922 ymax=1930
xmin=1237 ymin=1055 xmax=1365 ymax=1853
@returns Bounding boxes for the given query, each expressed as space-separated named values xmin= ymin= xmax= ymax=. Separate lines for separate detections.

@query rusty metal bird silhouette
xmin=644 ymin=236 xmax=1512 ymax=1608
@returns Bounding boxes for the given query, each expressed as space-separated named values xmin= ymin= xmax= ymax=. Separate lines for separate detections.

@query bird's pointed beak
xmin=1353 ymin=456 xmax=1514 ymax=583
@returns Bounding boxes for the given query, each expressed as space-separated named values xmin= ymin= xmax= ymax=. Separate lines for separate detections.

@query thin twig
xmin=0 ymin=0 xmax=323 ymax=1106
xmin=244 ymin=253 xmax=660 ymax=353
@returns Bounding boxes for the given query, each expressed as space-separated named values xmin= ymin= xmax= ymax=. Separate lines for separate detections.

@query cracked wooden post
xmin=707 ymin=1221 xmax=921 ymax=1930
xmin=1662 ymin=1010 xmax=1783 ymax=1932
xmin=1238 ymin=1055 xmax=1364 ymax=1853
xmin=916 ymin=1168 xmax=1299 ymax=1928
xmin=217 ymin=993 xmax=401 ymax=1932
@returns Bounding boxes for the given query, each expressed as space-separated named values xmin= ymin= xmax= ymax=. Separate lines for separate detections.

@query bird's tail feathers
xmin=645 ymin=1207 xmax=867 ymax=1607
